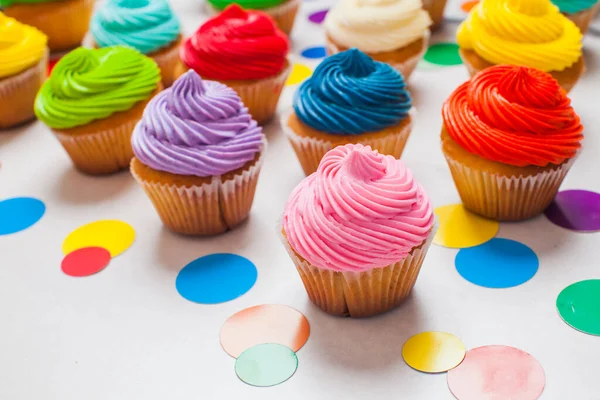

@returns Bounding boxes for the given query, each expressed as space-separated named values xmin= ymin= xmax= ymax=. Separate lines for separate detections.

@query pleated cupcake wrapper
xmin=564 ymin=2 xmax=600 ymax=34
xmin=205 ymin=0 xmax=300 ymax=35
xmin=422 ymin=0 xmax=448 ymax=30
xmin=52 ymin=119 xmax=137 ymax=175
xmin=0 ymin=49 xmax=48 ymax=130
xmin=325 ymin=33 xmax=429 ymax=81
xmin=444 ymin=153 xmax=576 ymax=221
xmin=279 ymin=221 xmax=437 ymax=318
xmin=280 ymin=109 xmax=413 ymax=176
xmin=131 ymin=139 xmax=266 ymax=236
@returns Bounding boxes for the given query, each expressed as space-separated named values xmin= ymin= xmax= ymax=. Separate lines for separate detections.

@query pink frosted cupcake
xmin=281 ymin=144 xmax=435 ymax=318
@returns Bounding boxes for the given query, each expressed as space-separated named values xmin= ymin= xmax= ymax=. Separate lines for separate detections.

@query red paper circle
xmin=61 ymin=247 xmax=111 ymax=277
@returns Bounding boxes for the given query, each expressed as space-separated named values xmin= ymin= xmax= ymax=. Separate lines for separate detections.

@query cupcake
xmin=130 ymin=70 xmax=266 ymax=236
xmin=283 ymin=49 xmax=413 ymax=176
xmin=2 ymin=0 xmax=93 ymax=52
xmin=0 ymin=13 xmax=48 ymax=129
xmin=88 ymin=0 xmax=182 ymax=87
xmin=441 ymin=65 xmax=583 ymax=221
xmin=205 ymin=0 xmax=299 ymax=35
xmin=176 ymin=5 xmax=290 ymax=125
xmin=552 ymin=0 xmax=600 ymax=33
xmin=422 ymin=0 xmax=448 ymax=30
xmin=281 ymin=144 xmax=435 ymax=318
xmin=324 ymin=0 xmax=431 ymax=80
xmin=34 ymin=46 xmax=162 ymax=175
xmin=458 ymin=0 xmax=584 ymax=93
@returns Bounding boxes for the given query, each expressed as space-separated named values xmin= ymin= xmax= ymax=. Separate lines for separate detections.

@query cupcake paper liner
xmin=0 ymin=49 xmax=48 ymax=130
xmin=564 ymin=2 xmax=600 ymax=34
xmin=422 ymin=0 xmax=448 ymax=31
xmin=131 ymin=140 xmax=266 ymax=236
xmin=444 ymin=153 xmax=576 ymax=221
xmin=281 ymin=109 xmax=413 ymax=176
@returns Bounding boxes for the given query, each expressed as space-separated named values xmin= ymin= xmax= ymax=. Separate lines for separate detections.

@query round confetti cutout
xmin=433 ymin=204 xmax=499 ymax=248
xmin=61 ymin=247 xmax=111 ymax=277
xmin=455 ymin=238 xmax=539 ymax=288
xmin=423 ymin=43 xmax=462 ymax=66
xmin=402 ymin=332 xmax=466 ymax=373
xmin=557 ymin=280 xmax=600 ymax=336
xmin=308 ymin=9 xmax=328 ymax=24
xmin=221 ymin=304 xmax=311 ymax=358
xmin=301 ymin=46 xmax=326 ymax=59
xmin=286 ymin=63 xmax=312 ymax=86
xmin=62 ymin=220 xmax=135 ymax=257
xmin=461 ymin=0 xmax=479 ymax=12
xmin=0 ymin=197 xmax=46 ymax=235
xmin=544 ymin=190 xmax=600 ymax=232
xmin=447 ymin=345 xmax=546 ymax=400
xmin=235 ymin=344 xmax=298 ymax=387
xmin=176 ymin=253 xmax=257 ymax=304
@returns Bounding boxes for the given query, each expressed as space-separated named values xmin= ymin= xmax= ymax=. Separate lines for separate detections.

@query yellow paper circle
xmin=402 ymin=331 xmax=466 ymax=373
xmin=62 ymin=220 xmax=135 ymax=257
xmin=433 ymin=204 xmax=499 ymax=248
xmin=286 ymin=63 xmax=312 ymax=86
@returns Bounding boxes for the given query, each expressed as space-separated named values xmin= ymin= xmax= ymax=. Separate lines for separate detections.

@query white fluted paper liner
xmin=445 ymin=153 xmax=577 ymax=221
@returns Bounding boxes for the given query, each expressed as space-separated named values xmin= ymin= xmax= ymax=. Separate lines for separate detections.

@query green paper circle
xmin=235 ymin=344 xmax=298 ymax=387
xmin=423 ymin=43 xmax=462 ymax=66
xmin=557 ymin=280 xmax=600 ymax=336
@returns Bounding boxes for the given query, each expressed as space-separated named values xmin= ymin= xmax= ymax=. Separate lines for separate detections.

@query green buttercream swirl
xmin=35 ymin=46 xmax=160 ymax=129
xmin=0 ymin=0 xmax=58 ymax=6
xmin=207 ymin=0 xmax=286 ymax=11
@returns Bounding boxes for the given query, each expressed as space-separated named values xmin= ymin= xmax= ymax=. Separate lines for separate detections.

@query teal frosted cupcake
xmin=88 ymin=0 xmax=182 ymax=86
xmin=552 ymin=0 xmax=600 ymax=33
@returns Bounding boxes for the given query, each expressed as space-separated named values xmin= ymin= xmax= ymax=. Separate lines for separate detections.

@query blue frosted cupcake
xmin=88 ymin=0 xmax=181 ymax=86
xmin=281 ymin=48 xmax=413 ymax=175
xmin=552 ymin=0 xmax=600 ymax=33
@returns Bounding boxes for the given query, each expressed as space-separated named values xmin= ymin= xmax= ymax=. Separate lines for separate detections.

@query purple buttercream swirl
xmin=131 ymin=70 xmax=264 ymax=177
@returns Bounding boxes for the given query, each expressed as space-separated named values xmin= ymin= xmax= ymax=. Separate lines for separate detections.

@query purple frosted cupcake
xmin=130 ymin=70 xmax=267 ymax=235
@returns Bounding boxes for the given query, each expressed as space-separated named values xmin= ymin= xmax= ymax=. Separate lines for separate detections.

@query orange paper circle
xmin=220 ymin=304 xmax=311 ymax=358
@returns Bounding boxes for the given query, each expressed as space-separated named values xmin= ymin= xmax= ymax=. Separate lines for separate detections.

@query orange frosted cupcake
xmin=176 ymin=5 xmax=290 ymax=124
xmin=458 ymin=0 xmax=584 ymax=92
xmin=0 ymin=13 xmax=48 ymax=129
xmin=441 ymin=65 xmax=583 ymax=221
xmin=2 ymin=0 xmax=93 ymax=52
xmin=34 ymin=46 xmax=162 ymax=175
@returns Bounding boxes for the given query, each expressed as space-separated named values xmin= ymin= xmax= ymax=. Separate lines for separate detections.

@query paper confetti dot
xmin=61 ymin=247 xmax=111 ymax=277
xmin=301 ymin=46 xmax=326 ymax=59
xmin=402 ymin=332 xmax=466 ymax=373
xmin=455 ymin=238 xmax=538 ymax=288
xmin=423 ymin=43 xmax=462 ymax=66
xmin=461 ymin=0 xmax=479 ymax=12
xmin=0 ymin=197 xmax=45 ymax=235
xmin=544 ymin=189 xmax=600 ymax=232
xmin=447 ymin=345 xmax=546 ymax=400
xmin=308 ymin=9 xmax=328 ymax=24
xmin=557 ymin=280 xmax=600 ymax=336
xmin=286 ymin=63 xmax=312 ymax=86
xmin=176 ymin=253 xmax=257 ymax=304
xmin=62 ymin=220 xmax=135 ymax=257
xmin=235 ymin=344 xmax=298 ymax=387
xmin=433 ymin=204 xmax=499 ymax=248
xmin=221 ymin=304 xmax=311 ymax=358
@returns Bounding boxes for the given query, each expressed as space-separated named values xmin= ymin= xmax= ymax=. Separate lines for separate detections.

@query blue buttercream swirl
xmin=91 ymin=0 xmax=181 ymax=55
xmin=293 ymin=48 xmax=411 ymax=135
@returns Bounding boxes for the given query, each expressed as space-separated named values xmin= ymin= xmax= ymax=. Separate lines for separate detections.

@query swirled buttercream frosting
xmin=0 ymin=13 xmax=47 ymax=78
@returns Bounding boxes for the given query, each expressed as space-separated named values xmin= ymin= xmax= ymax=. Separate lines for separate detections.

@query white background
xmin=1 ymin=0 xmax=599 ymax=399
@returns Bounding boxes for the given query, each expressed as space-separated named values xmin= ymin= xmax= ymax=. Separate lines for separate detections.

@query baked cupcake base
xmin=441 ymin=127 xmax=575 ymax=221
xmin=0 ymin=49 xmax=49 ymax=130
xmin=51 ymin=86 xmax=162 ymax=175
xmin=325 ymin=33 xmax=429 ymax=81
xmin=282 ymin=110 xmax=413 ymax=176
xmin=4 ymin=0 xmax=94 ymax=52
xmin=422 ymin=0 xmax=448 ymax=31
xmin=563 ymin=2 xmax=600 ymax=34
xmin=130 ymin=143 xmax=265 ymax=236
xmin=459 ymin=48 xmax=585 ymax=93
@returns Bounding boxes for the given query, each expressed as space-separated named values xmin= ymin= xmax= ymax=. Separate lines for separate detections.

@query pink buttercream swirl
xmin=283 ymin=144 xmax=434 ymax=273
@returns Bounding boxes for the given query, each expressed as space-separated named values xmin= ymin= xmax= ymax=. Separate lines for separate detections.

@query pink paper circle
xmin=447 ymin=345 xmax=545 ymax=400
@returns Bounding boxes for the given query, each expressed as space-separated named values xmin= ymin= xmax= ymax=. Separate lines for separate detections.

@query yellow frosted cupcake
xmin=0 ymin=13 xmax=48 ymax=129
xmin=458 ymin=0 xmax=584 ymax=92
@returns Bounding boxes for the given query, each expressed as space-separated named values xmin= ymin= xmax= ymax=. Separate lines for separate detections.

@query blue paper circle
xmin=455 ymin=238 xmax=538 ymax=288
xmin=0 ymin=197 xmax=46 ymax=235
xmin=301 ymin=46 xmax=326 ymax=59
xmin=176 ymin=253 xmax=257 ymax=304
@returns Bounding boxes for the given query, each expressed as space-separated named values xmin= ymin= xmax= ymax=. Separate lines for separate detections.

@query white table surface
xmin=1 ymin=1 xmax=600 ymax=399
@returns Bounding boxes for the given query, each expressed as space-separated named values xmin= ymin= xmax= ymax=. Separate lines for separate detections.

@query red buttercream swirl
xmin=180 ymin=4 xmax=289 ymax=81
xmin=442 ymin=65 xmax=583 ymax=167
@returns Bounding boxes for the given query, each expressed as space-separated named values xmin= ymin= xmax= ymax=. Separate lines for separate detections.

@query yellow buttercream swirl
xmin=0 ymin=13 xmax=47 ymax=78
xmin=457 ymin=0 xmax=582 ymax=72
